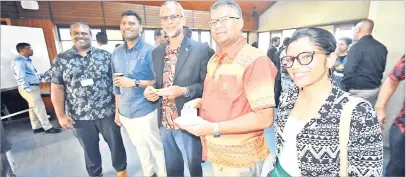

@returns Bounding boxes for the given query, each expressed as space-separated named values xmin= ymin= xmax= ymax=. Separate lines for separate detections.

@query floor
xmin=3 ymin=118 xmax=277 ymax=177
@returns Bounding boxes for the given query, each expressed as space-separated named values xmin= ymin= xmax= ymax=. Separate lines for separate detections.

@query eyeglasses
xmin=160 ymin=15 xmax=183 ymax=22
xmin=208 ymin=16 xmax=240 ymax=27
xmin=281 ymin=51 xmax=329 ymax=68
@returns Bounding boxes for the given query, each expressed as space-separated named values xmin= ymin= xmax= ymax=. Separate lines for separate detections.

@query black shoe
xmin=45 ymin=127 xmax=62 ymax=134
xmin=33 ymin=128 xmax=45 ymax=134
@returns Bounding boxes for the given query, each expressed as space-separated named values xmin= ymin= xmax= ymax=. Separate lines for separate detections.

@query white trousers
xmin=120 ymin=110 xmax=166 ymax=177
xmin=18 ymin=86 xmax=52 ymax=130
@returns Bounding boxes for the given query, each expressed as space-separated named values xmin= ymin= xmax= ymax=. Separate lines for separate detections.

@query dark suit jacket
xmin=152 ymin=36 xmax=211 ymax=122
xmin=267 ymin=46 xmax=277 ymax=64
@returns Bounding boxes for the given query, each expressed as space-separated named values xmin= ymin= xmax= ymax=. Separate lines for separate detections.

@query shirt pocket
xmin=211 ymin=74 xmax=241 ymax=101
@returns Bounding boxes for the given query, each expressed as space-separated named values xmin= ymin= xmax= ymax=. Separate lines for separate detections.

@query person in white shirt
xmin=96 ymin=32 xmax=114 ymax=53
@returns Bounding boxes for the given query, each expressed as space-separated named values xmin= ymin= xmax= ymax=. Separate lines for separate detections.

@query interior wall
xmin=368 ymin=1 xmax=405 ymax=146
xmin=259 ymin=1 xmax=370 ymax=31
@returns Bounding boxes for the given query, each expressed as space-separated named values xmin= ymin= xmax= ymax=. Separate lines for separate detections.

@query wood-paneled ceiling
xmin=120 ymin=1 xmax=275 ymax=18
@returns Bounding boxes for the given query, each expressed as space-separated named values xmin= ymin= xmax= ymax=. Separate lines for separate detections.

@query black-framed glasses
xmin=208 ymin=16 xmax=241 ymax=27
xmin=281 ymin=51 xmax=328 ymax=68
xmin=160 ymin=15 xmax=183 ymax=22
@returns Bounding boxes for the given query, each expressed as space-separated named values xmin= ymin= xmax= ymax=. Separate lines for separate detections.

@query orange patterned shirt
xmin=200 ymin=37 xmax=277 ymax=168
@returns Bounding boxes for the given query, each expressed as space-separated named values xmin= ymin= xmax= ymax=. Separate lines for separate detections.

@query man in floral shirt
xmin=45 ymin=22 xmax=127 ymax=177
xmin=375 ymin=55 xmax=405 ymax=177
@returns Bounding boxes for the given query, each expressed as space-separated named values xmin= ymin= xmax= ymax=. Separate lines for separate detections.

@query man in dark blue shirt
xmin=111 ymin=10 xmax=166 ymax=177
xmin=341 ymin=19 xmax=387 ymax=106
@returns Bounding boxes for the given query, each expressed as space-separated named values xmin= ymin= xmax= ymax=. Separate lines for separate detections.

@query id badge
xmin=80 ymin=79 xmax=94 ymax=86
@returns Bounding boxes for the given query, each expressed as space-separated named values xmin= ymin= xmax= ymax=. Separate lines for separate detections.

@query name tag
xmin=80 ymin=79 xmax=94 ymax=86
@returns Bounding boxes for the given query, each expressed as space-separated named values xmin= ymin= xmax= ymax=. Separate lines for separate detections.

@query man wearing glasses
xmin=11 ymin=43 xmax=61 ymax=134
xmin=180 ymin=1 xmax=277 ymax=176
xmin=143 ymin=1 xmax=211 ymax=176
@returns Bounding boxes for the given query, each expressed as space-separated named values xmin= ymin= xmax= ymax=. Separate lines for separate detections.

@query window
xmin=242 ymin=32 xmax=248 ymax=43
xmin=58 ymin=27 xmax=101 ymax=51
xmin=258 ymin=32 xmax=270 ymax=53
xmin=200 ymin=31 xmax=211 ymax=47
xmin=144 ymin=29 xmax=156 ymax=46
xmin=106 ymin=29 xmax=123 ymax=48
xmin=335 ymin=24 xmax=355 ymax=41
xmin=192 ymin=31 xmax=199 ymax=41
xmin=282 ymin=29 xmax=296 ymax=40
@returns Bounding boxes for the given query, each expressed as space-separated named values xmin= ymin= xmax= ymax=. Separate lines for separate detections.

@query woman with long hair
xmin=268 ymin=28 xmax=383 ymax=177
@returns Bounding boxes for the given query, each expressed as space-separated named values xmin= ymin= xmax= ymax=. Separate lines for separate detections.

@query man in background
xmin=96 ymin=32 xmax=114 ymax=53
xmin=267 ymin=36 xmax=280 ymax=63
xmin=154 ymin=28 xmax=166 ymax=47
xmin=46 ymin=22 xmax=127 ymax=177
xmin=11 ymin=42 xmax=61 ymax=134
xmin=375 ymin=55 xmax=405 ymax=177
xmin=341 ymin=19 xmax=387 ymax=106
xmin=112 ymin=10 xmax=166 ymax=177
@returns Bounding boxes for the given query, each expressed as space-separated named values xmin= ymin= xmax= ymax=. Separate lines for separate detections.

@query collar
xmin=215 ymin=36 xmax=245 ymax=60
xmin=70 ymin=46 xmax=94 ymax=56
xmin=359 ymin=35 xmax=373 ymax=41
xmin=123 ymin=36 xmax=143 ymax=51
xmin=19 ymin=55 xmax=31 ymax=61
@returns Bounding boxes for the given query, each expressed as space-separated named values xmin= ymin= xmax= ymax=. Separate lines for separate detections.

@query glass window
xmin=201 ymin=31 xmax=211 ymax=47
xmin=106 ymin=29 xmax=122 ymax=40
xmin=258 ymin=32 xmax=270 ymax=53
xmin=242 ymin=32 xmax=248 ymax=42
xmin=212 ymin=38 xmax=218 ymax=52
xmin=61 ymin=41 xmax=73 ymax=51
xmin=58 ymin=27 xmax=102 ymax=51
xmin=270 ymin=31 xmax=282 ymax=41
xmin=59 ymin=28 xmax=71 ymax=41
xmin=192 ymin=31 xmax=199 ymax=41
xmin=282 ymin=29 xmax=296 ymax=40
xmin=90 ymin=29 xmax=101 ymax=40
xmin=144 ymin=29 xmax=156 ymax=46
xmin=335 ymin=25 xmax=355 ymax=41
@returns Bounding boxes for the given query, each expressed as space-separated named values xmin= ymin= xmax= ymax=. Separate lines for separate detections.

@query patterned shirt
xmin=200 ymin=37 xmax=277 ymax=168
xmin=161 ymin=44 xmax=180 ymax=129
xmin=389 ymin=55 xmax=405 ymax=133
xmin=44 ymin=46 xmax=115 ymax=121
xmin=269 ymin=85 xmax=383 ymax=176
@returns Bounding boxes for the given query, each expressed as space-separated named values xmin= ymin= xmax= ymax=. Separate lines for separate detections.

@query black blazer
xmin=152 ymin=36 xmax=211 ymax=121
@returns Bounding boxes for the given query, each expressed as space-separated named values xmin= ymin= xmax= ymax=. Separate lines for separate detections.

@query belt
xmin=30 ymin=84 xmax=40 ymax=86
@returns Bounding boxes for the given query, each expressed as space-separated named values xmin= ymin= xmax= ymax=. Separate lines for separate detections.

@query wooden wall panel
xmin=10 ymin=19 xmax=57 ymax=113
xmin=184 ymin=10 xmax=194 ymax=28
xmin=50 ymin=2 xmax=104 ymax=26
xmin=193 ymin=11 xmax=210 ymax=30
xmin=103 ymin=2 xmax=144 ymax=27
xmin=1 ymin=1 xmax=19 ymax=19
xmin=17 ymin=1 xmax=51 ymax=20
xmin=144 ymin=6 xmax=161 ymax=28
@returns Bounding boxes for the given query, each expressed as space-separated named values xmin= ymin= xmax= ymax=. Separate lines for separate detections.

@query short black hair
xmin=96 ymin=32 xmax=108 ymax=44
xmin=282 ymin=37 xmax=290 ymax=46
xmin=183 ymin=26 xmax=192 ymax=38
xmin=271 ymin=37 xmax=280 ymax=43
xmin=288 ymin=27 xmax=336 ymax=54
xmin=154 ymin=29 xmax=162 ymax=38
xmin=16 ymin=42 xmax=30 ymax=53
xmin=339 ymin=37 xmax=352 ymax=46
xmin=122 ymin=10 xmax=142 ymax=25
xmin=251 ymin=42 xmax=258 ymax=48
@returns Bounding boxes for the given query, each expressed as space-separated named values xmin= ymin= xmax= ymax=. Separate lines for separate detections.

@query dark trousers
xmin=386 ymin=124 xmax=405 ymax=177
xmin=1 ymin=153 xmax=16 ymax=177
xmin=73 ymin=117 xmax=127 ymax=176
xmin=160 ymin=127 xmax=202 ymax=177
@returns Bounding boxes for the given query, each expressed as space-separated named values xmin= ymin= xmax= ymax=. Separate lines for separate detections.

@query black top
xmin=341 ymin=35 xmax=387 ymax=91
xmin=267 ymin=46 xmax=278 ymax=64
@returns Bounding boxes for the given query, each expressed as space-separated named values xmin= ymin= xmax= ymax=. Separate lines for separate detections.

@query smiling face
xmin=160 ymin=4 xmax=184 ymax=38
xmin=285 ymin=37 xmax=336 ymax=88
xmin=210 ymin=6 xmax=243 ymax=48
xmin=120 ymin=15 xmax=142 ymax=41
xmin=70 ymin=24 xmax=92 ymax=50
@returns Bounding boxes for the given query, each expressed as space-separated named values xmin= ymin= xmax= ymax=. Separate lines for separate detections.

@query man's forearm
xmin=218 ymin=108 xmax=274 ymax=135
xmin=50 ymin=84 xmax=65 ymax=118
xmin=139 ymin=80 xmax=155 ymax=88
xmin=115 ymin=95 xmax=120 ymax=116
xmin=375 ymin=78 xmax=399 ymax=109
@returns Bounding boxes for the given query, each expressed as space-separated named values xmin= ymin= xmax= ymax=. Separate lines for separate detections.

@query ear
xmin=326 ymin=52 xmax=337 ymax=69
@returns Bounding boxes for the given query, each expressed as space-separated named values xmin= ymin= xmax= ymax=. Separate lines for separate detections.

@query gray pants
xmin=1 ymin=153 xmax=16 ymax=177
xmin=349 ymin=87 xmax=380 ymax=106
xmin=73 ymin=116 xmax=127 ymax=176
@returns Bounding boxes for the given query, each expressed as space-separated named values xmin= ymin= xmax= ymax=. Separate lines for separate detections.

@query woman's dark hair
xmin=339 ymin=37 xmax=352 ymax=46
xmin=287 ymin=27 xmax=336 ymax=54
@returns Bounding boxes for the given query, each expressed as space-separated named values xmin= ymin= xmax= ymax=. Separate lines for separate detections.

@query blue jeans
xmin=385 ymin=124 xmax=405 ymax=177
xmin=160 ymin=127 xmax=203 ymax=177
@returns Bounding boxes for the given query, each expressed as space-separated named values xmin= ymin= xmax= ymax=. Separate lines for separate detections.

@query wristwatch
xmin=183 ymin=87 xmax=191 ymax=98
xmin=134 ymin=80 xmax=140 ymax=88
xmin=213 ymin=122 xmax=221 ymax=138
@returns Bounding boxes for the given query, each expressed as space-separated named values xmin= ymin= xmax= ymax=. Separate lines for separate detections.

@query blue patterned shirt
xmin=44 ymin=46 xmax=115 ymax=120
